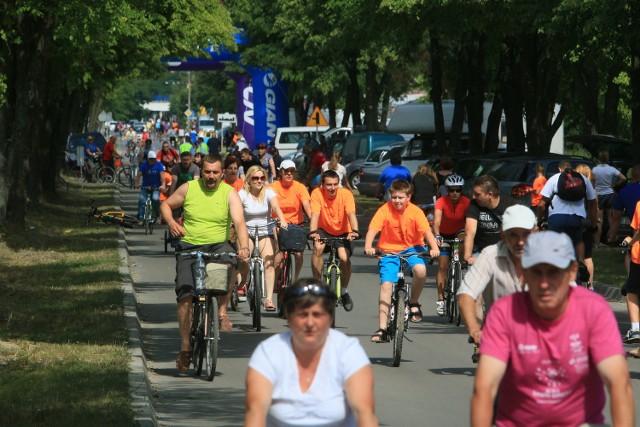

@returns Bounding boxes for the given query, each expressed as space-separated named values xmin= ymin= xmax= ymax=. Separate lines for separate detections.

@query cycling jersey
xmin=435 ymin=195 xmax=470 ymax=235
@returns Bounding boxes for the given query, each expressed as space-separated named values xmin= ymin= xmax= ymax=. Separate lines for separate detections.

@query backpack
xmin=556 ymin=168 xmax=586 ymax=201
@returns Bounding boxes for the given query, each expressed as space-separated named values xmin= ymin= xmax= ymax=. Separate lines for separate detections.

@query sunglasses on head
xmin=251 ymin=176 xmax=266 ymax=181
xmin=448 ymin=188 xmax=463 ymax=193
xmin=285 ymin=284 xmax=332 ymax=298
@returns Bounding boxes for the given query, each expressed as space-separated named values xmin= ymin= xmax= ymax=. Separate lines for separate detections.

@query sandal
xmin=265 ymin=299 xmax=276 ymax=312
xmin=627 ymin=347 xmax=640 ymax=359
xmin=370 ymin=328 xmax=389 ymax=343
xmin=219 ymin=314 xmax=233 ymax=332
xmin=176 ymin=351 xmax=190 ymax=374
xmin=409 ymin=303 xmax=422 ymax=323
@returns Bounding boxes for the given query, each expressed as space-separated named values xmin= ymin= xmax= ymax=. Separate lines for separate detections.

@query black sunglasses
xmin=448 ymin=188 xmax=463 ymax=193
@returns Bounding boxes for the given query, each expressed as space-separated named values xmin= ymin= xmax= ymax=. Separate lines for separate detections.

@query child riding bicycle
xmin=364 ymin=179 xmax=440 ymax=343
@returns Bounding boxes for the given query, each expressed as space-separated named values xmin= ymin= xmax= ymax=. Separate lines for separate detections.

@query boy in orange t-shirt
xmin=364 ymin=179 xmax=440 ymax=342
xmin=530 ymin=163 xmax=547 ymax=207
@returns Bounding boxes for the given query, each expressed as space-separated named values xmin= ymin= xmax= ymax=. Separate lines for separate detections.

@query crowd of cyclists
xmin=91 ymin=127 xmax=639 ymax=425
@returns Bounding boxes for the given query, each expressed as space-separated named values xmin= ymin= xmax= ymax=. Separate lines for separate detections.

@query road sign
xmin=184 ymin=109 xmax=192 ymax=117
xmin=306 ymin=107 xmax=328 ymax=127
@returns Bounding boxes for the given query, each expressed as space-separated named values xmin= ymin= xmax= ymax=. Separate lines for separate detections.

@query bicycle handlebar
xmin=370 ymin=250 xmax=431 ymax=259
xmin=307 ymin=231 xmax=361 ymax=241
xmin=177 ymin=250 xmax=238 ymax=259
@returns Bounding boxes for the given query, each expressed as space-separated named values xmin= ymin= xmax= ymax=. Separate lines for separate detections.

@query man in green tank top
xmin=160 ymin=154 xmax=250 ymax=374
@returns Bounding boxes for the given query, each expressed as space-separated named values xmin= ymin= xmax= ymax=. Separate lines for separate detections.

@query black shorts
xmin=627 ymin=262 xmax=640 ymax=295
xmin=317 ymin=229 xmax=353 ymax=257
xmin=597 ymin=193 xmax=615 ymax=210
xmin=174 ymin=241 xmax=237 ymax=301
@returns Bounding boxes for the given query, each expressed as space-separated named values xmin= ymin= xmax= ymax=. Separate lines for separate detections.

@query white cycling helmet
xmin=445 ymin=174 xmax=464 ymax=187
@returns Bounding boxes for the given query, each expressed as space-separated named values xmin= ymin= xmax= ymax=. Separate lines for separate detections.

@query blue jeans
xmin=138 ymin=187 xmax=160 ymax=220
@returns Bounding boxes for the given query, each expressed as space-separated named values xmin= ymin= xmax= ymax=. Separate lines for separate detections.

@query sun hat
xmin=148 ymin=150 xmax=157 ymax=159
xmin=280 ymin=160 xmax=296 ymax=170
xmin=502 ymin=204 xmax=536 ymax=231
xmin=521 ymin=231 xmax=576 ymax=269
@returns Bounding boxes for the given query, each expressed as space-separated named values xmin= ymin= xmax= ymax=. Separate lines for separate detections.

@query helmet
xmin=445 ymin=174 xmax=464 ymax=187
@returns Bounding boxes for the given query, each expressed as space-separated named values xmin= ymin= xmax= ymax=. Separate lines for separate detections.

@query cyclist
xmin=223 ymin=155 xmax=244 ymax=192
xmin=457 ymin=205 xmax=536 ymax=347
xmin=237 ymin=165 xmax=288 ymax=312
xmin=271 ymin=159 xmax=312 ymax=280
xmin=156 ymin=141 xmax=179 ymax=166
xmin=134 ymin=150 xmax=166 ymax=223
xmin=309 ymin=169 xmax=360 ymax=311
xmin=83 ymin=135 xmax=101 ymax=181
xmin=364 ymin=179 xmax=440 ymax=342
xmin=160 ymin=154 xmax=250 ymax=374
xmin=170 ymin=151 xmax=200 ymax=195
xmin=101 ymin=135 xmax=121 ymax=171
xmin=433 ymin=174 xmax=470 ymax=316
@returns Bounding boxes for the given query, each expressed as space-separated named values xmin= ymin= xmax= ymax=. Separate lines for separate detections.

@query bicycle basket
xmin=278 ymin=224 xmax=307 ymax=252
xmin=204 ymin=263 xmax=229 ymax=295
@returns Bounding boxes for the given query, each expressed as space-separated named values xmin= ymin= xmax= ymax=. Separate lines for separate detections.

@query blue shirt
xmin=614 ymin=182 xmax=640 ymax=220
xmin=138 ymin=161 xmax=165 ymax=188
xmin=378 ymin=165 xmax=413 ymax=192
xmin=84 ymin=142 xmax=98 ymax=159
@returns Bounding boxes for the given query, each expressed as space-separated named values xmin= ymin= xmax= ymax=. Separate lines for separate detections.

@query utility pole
xmin=187 ymin=71 xmax=192 ymax=128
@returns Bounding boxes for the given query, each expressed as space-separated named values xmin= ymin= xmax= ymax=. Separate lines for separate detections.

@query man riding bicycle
xmin=134 ymin=150 xmax=166 ymax=223
xmin=364 ymin=179 xmax=440 ymax=342
xmin=433 ymin=174 xmax=470 ymax=316
xmin=160 ymin=154 xmax=250 ymax=374
xmin=309 ymin=170 xmax=360 ymax=311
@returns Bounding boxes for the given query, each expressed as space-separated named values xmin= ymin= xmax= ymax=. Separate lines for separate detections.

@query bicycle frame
xmin=442 ymin=237 xmax=465 ymax=326
xmin=247 ymin=221 xmax=278 ymax=331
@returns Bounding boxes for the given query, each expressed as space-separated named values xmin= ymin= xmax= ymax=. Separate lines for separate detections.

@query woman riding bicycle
xmin=433 ymin=174 xmax=470 ymax=316
xmin=238 ymin=165 xmax=288 ymax=312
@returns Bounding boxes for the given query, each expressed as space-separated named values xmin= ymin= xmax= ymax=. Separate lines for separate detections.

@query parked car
xmin=340 ymin=132 xmax=405 ymax=165
xmin=65 ymin=132 xmax=107 ymax=165
xmin=346 ymin=141 xmax=407 ymax=189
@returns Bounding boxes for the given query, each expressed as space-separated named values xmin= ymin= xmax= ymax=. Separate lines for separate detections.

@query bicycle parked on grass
xmin=307 ymin=234 xmax=359 ymax=327
xmin=117 ymin=162 xmax=136 ymax=188
xmin=374 ymin=250 xmax=430 ymax=367
xmin=141 ymin=186 xmax=159 ymax=235
xmin=179 ymin=249 xmax=236 ymax=381
xmin=85 ymin=199 xmax=137 ymax=228
xmin=275 ymin=224 xmax=308 ymax=318
xmin=441 ymin=232 xmax=467 ymax=326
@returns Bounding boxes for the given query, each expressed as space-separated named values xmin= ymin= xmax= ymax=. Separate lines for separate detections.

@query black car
xmin=65 ymin=132 xmax=107 ymax=165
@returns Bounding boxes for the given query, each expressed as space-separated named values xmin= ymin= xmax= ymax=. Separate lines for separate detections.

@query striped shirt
xmin=457 ymin=242 xmax=524 ymax=312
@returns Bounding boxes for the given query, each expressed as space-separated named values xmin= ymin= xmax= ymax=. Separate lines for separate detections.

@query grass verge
xmin=0 ymin=182 xmax=132 ymax=426
xmin=593 ymin=245 xmax=628 ymax=288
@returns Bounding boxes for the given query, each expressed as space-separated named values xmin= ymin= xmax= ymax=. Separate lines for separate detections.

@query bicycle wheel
xmin=230 ymin=285 xmax=239 ymax=312
xmin=205 ymin=296 xmax=219 ymax=381
xmin=392 ymin=289 xmax=407 ymax=367
xmin=144 ymin=202 xmax=151 ymax=235
xmin=252 ymin=263 xmax=263 ymax=332
xmin=191 ymin=302 xmax=204 ymax=375
xmin=118 ymin=168 xmax=132 ymax=188
xmin=453 ymin=263 xmax=462 ymax=326
xmin=328 ymin=266 xmax=338 ymax=327
xmin=445 ymin=266 xmax=455 ymax=324
xmin=96 ymin=166 xmax=116 ymax=183
xmin=277 ymin=253 xmax=293 ymax=318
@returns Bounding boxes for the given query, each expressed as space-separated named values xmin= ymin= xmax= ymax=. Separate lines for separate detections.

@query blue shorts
xmin=378 ymin=246 xmax=427 ymax=284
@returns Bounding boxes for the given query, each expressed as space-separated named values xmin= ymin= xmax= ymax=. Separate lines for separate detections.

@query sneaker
xmin=341 ymin=293 xmax=353 ymax=312
xmin=623 ymin=329 xmax=640 ymax=344
xmin=436 ymin=300 xmax=445 ymax=316
xmin=176 ymin=351 xmax=190 ymax=374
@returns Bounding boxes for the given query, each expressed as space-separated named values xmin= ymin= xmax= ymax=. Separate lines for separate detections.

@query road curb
xmin=115 ymin=194 xmax=158 ymax=426
xmin=593 ymin=281 xmax=627 ymax=303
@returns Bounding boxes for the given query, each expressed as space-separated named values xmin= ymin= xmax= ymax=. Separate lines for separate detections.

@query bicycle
xmin=141 ymin=186 xmax=159 ymax=235
xmin=117 ymin=162 xmax=135 ymax=188
xmin=246 ymin=220 xmax=280 ymax=332
xmin=374 ymin=249 xmax=430 ymax=367
xmin=179 ymin=249 xmax=236 ymax=381
xmin=85 ymin=199 xmax=137 ymax=228
xmin=275 ymin=223 xmax=308 ymax=318
xmin=307 ymin=233 xmax=359 ymax=327
xmin=441 ymin=232 xmax=467 ymax=326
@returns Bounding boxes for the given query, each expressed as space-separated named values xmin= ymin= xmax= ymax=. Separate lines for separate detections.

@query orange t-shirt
xmin=310 ymin=187 xmax=355 ymax=235
xmin=370 ymin=202 xmax=431 ymax=252
xmin=225 ymin=178 xmax=244 ymax=192
xmin=271 ymin=180 xmax=310 ymax=225
xmin=159 ymin=171 xmax=172 ymax=201
xmin=531 ymin=175 xmax=547 ymax=207
xmin=629 ymin=201 xmax=640 ymax=263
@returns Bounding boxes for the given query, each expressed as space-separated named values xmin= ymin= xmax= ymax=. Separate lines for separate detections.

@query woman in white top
xmin=321 ymin=151 xmax=352 ymax=191
xmin=245 ymin=279 xmax=378 ymax=427
xmin=239 ymin=165 xmax=288 ymax=311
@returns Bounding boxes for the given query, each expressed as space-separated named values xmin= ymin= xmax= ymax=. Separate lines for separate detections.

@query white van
xmin=273 ymin=125 xmax=330 ymax=155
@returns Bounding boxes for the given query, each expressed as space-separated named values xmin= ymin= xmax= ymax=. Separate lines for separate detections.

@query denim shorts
xmin=378 ymin=246 xmax=427 ymax=284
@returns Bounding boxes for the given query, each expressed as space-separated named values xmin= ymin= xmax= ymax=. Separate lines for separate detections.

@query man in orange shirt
xmin=365 ymin=179 xmax=440 ymax=342
xmin=271 ymin=160 xmax=312 ymax=279
xmin=309 ymin=169 xmax=360 ymax=311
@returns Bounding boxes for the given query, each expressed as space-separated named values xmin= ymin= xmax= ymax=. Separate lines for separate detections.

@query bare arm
xmin=364 ymin=228 xmax=378 ymax=256
xmin=309 ymin=212 xmax=320 ymax=239
xmin=597 ymin=354 xmax=634 ymax=427
xmin=464 ymin=217 xmax=478 ymax=263
xmin=160 ymin=183 xmax=188 ymax=237
xmin=433 ymin=208 xmax=443 ymax=236
xmin=229 ymin=190 xmax=250 ymax=260
xmin=244 ymin=368 xmax=273 ymax=427
xmin=471 ymin=355 xmax=507 ymax=427
xmin=459 ymin=294 xmax=483 ymax=343
xmin=269 ymin=196 xmax=288 ymax=227
xmin=344 ymin=365 xmax=378 ymax=427
xmin=268 ymin=157 xmax=276 ymax=180
xmin=614 ymin=172 xmax=628 ymax=188
xmin=342 ymin=173 xmax=353 ymax=191
xmin=423 ymin=228 xmax=440 ymax=258
xmin=587 ymin=198 xmax=598 ymax=225
xmin=347 ymin=211 xmax=359 ymax=240
xmin=302 ymin=199 xmax=312 ymax=221
xmin=537 ymin=196 xmax=549 ymax=225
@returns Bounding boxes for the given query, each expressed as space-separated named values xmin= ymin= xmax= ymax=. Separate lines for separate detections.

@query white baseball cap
xmin=502 ymin=204 xmax=536 ymax=232
xmin=148 ymin=150 xmax=157 ymax=159
xmin=280 ymin=160 xmax=296 ymax=170
xmin=522 ymin=231 xmax=576 ymax=269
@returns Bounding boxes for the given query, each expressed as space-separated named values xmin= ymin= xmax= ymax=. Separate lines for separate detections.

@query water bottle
xmin=194 ymin=253 xmax=206 ymax=291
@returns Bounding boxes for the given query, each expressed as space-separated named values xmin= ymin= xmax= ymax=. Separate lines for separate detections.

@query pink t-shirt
xmin=480 ymin=286 xmax=624 ymax=427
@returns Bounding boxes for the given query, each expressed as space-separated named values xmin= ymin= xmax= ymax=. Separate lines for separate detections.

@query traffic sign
xmin=184 ymin=109 xmax=192 ymax=117
xmin=306 ymin=107 xmax=328 ymax=126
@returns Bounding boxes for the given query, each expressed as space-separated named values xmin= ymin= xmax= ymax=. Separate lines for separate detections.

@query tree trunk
xmin=328 ymin=95 xmax=337 ymax=128
xmin=450 ymin=44 xmax=468 ymax=155
xmin=632 ymin=53 xmax=640 ymax=161
xmin=363 ymin=60 xmax=379 ymax=131
xmin=501 ymin=39 xmax=526 ymax=153
xmin=485 ymin=51 xmax=507 ymax=154
xmin=466 ymin=34 xmax=486 ymax=154
xmin=343 ymin=58 xmax=361 ymax=128
xmin=429 ymin=33 xmax=446 ymax=150
xmin=602 ymin=65 xmax=621 ymax=135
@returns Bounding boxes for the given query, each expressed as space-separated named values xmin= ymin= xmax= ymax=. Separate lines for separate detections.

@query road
xmin=118 ymin=187 xmax=640 ymax=427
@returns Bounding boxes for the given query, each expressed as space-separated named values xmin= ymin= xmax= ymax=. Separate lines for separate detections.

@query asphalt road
xmin=118 ymin=187 xmax=640 ymax=427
